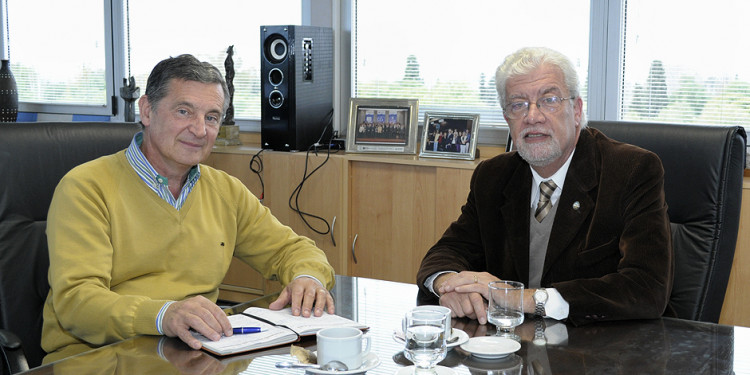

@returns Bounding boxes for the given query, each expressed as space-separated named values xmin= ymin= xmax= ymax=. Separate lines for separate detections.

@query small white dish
xmin=392 ymin=328 xmax=469 ymax=349
xmin=394 ymin=365 xmax=456 ymax=375
xmin=446 ymin=328 xmax=469 ymax=348
xmin=305 ymin=352 xmax=380 ymax=374
xmin=462 ymin=353 xmax=523 ymax=371
xmin=459 ymin=336 xmax=521 ymax=359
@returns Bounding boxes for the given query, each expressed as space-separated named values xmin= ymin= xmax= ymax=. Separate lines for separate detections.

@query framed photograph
xmin=346 ymin=98 xmax=419 ymax=154
xmin=419 ymin=112 xmax=480 ymax=160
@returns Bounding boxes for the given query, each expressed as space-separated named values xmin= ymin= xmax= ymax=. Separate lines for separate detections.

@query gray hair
xmin=495 ymin=47 xmax=586 ymax=127
xmin=144 ymin=54 xmax=230 ymax=115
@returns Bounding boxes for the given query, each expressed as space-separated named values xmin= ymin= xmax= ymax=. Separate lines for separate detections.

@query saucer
xmin=392 ymin=328 xmax=469 ymax=349
xmin=305 ymin=352 xmax=380 ymax=374
xmin=462 ymin=353 xmax=523 ymax=371
xmin=394 ymin=365 xmax=456 ymax=375
xmin=446 ymin=328 xmax=469 ymax=348
xmin=459 ymin=336 xmax=521 ymax=359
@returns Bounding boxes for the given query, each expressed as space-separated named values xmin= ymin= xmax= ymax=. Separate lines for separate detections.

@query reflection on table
xmin=24 ymin=275 xmax=748 ymax=374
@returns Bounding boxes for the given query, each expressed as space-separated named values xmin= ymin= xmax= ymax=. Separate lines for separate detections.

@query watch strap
xmin=535 ymin=302 xmax=546 ymax=317
xmin=534 ymin=289 xmax=547 ymax=317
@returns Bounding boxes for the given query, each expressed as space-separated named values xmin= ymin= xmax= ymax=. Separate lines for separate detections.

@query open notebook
xmin=195 ymin=307 xmax=368 ymax=356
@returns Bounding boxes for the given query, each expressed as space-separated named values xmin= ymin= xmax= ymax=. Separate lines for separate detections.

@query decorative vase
xmin=0 ymin=59 xmax=18 ymax=122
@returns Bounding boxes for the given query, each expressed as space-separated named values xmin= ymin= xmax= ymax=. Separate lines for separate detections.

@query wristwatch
xmin=533 ymin=288 xmax=548 ymax=317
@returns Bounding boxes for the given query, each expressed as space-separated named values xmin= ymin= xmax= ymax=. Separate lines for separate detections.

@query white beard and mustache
xmin=515 ymin=126 xmax=563 ymax=167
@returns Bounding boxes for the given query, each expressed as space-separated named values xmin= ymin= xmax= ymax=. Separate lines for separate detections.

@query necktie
xmin=535 ymin=180 xmax=557 ymax=222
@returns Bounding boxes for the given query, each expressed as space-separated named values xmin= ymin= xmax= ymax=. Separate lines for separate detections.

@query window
xmin=125 ymin=0 xmax=301 ymax=121
xmin=620 ymin=0 xmax=750 ymax=126
xmin=6 ymin=0 xmax=750 ymax=136
xmin=8 ymin=0 xmax=110 ymax=114
xmin=353 ymin=0 xmax=591 ymax=130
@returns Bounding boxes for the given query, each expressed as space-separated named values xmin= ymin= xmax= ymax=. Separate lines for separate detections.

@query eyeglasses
xmin=503 ymin=96 xmax=574 ymax=120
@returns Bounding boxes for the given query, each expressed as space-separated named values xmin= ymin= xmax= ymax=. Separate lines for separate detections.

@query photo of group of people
xmin=354 ymin=107 xmax=410 ymax=145
xmin=347 ymin=99 xmax=419 ymax=154
xmin=420 ymin=113 xmax=479 ymax=160
xmin=426 ymin=124 xmax=471 ymax=153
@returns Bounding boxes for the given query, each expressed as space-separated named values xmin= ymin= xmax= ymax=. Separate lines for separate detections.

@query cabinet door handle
xmin=330 ymin=216 xmax=337 ymax=247
xmin=351 ymin=234 xmax=358 ymax=264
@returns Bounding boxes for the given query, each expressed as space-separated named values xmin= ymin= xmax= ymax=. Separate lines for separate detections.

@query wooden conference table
xmin=23 ymin=275 xmax=748 ymax=374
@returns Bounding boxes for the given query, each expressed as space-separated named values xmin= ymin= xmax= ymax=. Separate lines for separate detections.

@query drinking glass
xmin=487 ymin=281 xmax=525 ymax=337
xmin=403 ymin=309 xmax=448 ymax=373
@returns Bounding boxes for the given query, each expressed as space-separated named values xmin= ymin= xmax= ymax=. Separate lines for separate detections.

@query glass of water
xmin=403 ymin=309 xmax=448 ymax=373
xmin=487 ymin=281 xmax=525 ymax=337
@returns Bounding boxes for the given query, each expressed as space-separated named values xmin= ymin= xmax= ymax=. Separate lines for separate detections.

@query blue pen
xmin=233 ymin=327 xmax=262 ymax=334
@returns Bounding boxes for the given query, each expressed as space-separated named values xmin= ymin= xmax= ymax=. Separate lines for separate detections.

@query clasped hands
xmin=435 ymin=271 xmax=503 ymax=325
xmin=162 ymin=276 xmax=334 ymax=349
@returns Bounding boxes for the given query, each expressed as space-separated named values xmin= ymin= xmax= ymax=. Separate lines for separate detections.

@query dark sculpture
xmin=223 ymin=45 xmax=235 ymax=125
xmin=119 ymin=76 xmax=140 ymax=122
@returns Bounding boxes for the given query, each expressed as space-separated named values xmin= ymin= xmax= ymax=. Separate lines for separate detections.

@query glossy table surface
xmin=23 ymin=276 xmax=750 ymax=374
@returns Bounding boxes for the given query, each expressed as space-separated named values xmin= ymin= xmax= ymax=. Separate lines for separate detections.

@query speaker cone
xmin=269 ymin=68 xmax=283 ymax=86
xmin=269 ymin=90 xmax=284 ymax=108
xmin=264 ymin=35 xmax=288 ymax=64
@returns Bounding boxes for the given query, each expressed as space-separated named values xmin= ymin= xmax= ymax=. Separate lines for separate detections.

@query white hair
xmin=495 ymin=47 xmax=587 ymax=127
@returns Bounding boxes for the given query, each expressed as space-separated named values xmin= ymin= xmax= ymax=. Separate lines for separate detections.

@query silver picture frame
xmin=419 ymin=112 xmax=480 ymax=160
xmin=346 ymin=98 xmax=419 ymax=154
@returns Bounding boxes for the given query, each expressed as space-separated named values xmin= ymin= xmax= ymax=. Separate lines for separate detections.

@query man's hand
xmin=439 ymin=291 xmax=488 ymax=324
xmin=162 ymin=296 xmax=232 ymax=350
xmin=436 ymin=271 xmax=495 ymax=299
xmin=268 ymin=277 xmax=335 ymax=317
xmin=434 ymin=271 xmax=497 ymax=324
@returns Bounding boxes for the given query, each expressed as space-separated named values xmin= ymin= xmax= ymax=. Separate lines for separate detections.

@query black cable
xmin=288 ymin=109 xmax=337 ymax=245
xmin=125 ymin=0 xmax=131 ymax=77
xmin=4 ymin=0 xmax=10 ymax=59
xmin=249 ymin=148 xmax=264 ymax=201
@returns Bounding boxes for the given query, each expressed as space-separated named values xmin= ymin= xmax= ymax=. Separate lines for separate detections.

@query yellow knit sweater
xmin=42 ymin=151 xmax=334 ymax=355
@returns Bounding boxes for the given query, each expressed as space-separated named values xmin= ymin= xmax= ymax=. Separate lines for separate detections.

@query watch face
xmin=534 ymin=289 xmax=548 ymax=304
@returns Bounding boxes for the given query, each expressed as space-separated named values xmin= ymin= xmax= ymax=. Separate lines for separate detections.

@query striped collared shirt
xmin=124 ymin=132 xmax=200 ymax=210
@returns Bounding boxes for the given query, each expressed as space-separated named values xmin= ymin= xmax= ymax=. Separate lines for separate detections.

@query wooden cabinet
xmin=262 ymin=152 xmax=347 ymax=275
xmin=347 ymin=160 xmax=474 ymax=284
xmin=720 ymin=180 xmax=750 ymax=327
xmin=348 ymin=162 xmax=434 ymax=283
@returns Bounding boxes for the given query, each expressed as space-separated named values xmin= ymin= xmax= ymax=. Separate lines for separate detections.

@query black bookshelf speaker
xmin=260 ymin=25 xmax=333 ymax=151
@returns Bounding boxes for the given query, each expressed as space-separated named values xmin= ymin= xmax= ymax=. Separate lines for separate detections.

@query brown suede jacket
xmin=417 ymin=127 xmax=675 ymax=325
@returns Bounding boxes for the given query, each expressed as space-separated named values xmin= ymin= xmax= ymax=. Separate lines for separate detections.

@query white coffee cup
xmin=408 ymin=305 xmax=453 ymax=340
xmin=316 ymin=327 xmax=371 ymax=370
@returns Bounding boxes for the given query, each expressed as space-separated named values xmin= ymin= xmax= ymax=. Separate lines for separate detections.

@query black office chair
xmin=0 ymin=122 xmax=140 ymax=374
xmin=591 ymin=121 xmax=746 ymax=323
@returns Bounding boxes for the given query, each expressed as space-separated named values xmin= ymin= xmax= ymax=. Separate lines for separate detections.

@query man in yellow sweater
xmin=41 ymin=54 xmax=335 ymax=360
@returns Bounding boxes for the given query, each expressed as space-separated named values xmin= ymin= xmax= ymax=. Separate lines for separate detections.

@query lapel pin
xmin=572 ymin=201 xmax=581 ymax=210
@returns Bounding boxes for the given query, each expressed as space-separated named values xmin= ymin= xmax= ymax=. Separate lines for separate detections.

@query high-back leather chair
xmin=590 ymin=121 xmax=746 ymax=323
xmin=0 ymin=122 xmax=140 ymax=373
